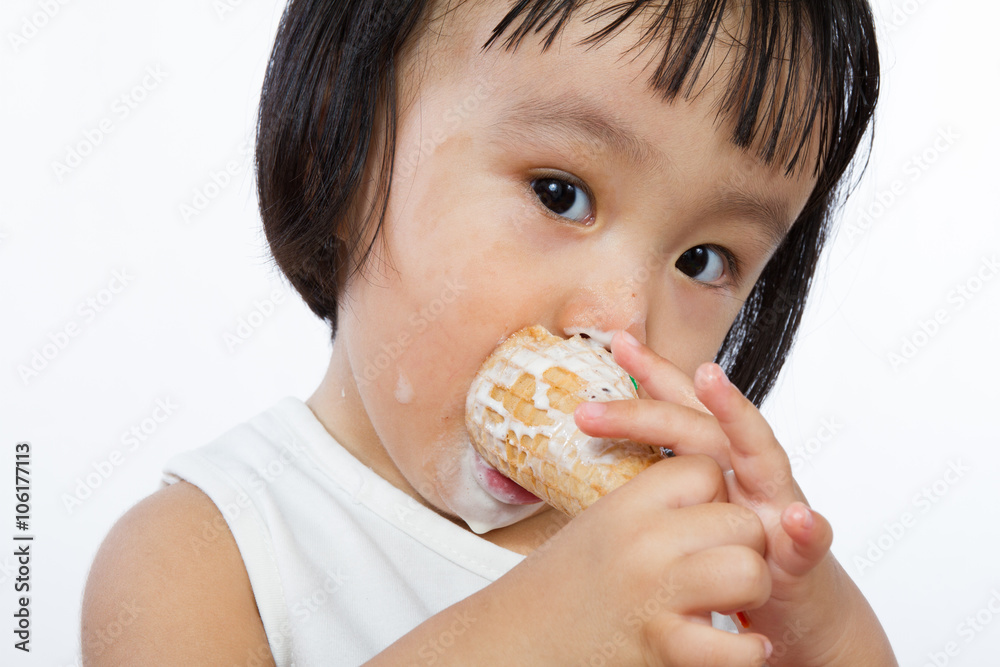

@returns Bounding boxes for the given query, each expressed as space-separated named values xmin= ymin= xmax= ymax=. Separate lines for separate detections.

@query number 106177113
xmin=15 ymin=443 xmax=30 ymax=531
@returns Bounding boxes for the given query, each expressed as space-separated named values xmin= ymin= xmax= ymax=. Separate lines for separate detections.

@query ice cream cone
xmin=466 ymin=326 xmax=662 ymax=517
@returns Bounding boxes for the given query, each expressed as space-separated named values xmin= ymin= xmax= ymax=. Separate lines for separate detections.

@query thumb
xmin=771 ymin=502 xmax=833 ymax=577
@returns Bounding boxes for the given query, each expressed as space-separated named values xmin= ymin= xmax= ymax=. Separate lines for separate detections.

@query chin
xmin=439 ymin=446 xmax=547 ymax=535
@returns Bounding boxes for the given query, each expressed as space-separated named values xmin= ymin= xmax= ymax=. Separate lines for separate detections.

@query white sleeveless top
xmin=162 ymin=397 xmax=734 ymax=666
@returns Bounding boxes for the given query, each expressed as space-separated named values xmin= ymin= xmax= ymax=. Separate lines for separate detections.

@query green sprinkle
xmin=630 ymin=376 xmax=639 ymax=392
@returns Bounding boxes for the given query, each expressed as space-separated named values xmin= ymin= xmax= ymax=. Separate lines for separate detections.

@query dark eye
xmin=676 ymin=246 xmax=726 ymax=283
xmin=531 ymin=178 xmax=593 ymax=222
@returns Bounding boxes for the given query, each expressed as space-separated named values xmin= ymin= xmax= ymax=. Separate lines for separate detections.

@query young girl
xmin=82 ymin=0 xmax=897 ymax=664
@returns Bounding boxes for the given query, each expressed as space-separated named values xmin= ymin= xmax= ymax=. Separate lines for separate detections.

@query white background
xmin=1 ymin=0 xmax=997 ymax=665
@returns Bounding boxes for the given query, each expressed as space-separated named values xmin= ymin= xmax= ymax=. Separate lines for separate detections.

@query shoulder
xmin=82 ymin=481 xmax=275 ymax=666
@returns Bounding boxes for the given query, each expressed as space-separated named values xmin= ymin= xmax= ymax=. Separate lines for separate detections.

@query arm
xmin=81 ymin=481 xmax=275 ymax=666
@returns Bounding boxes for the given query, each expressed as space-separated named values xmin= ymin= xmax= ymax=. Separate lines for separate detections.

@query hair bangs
xmin=484 ymin=0 xmax=879 ymax=199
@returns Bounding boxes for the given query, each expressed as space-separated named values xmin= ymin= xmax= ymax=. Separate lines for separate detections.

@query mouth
xmin=470 ymin=451 xmax=543 ymax=505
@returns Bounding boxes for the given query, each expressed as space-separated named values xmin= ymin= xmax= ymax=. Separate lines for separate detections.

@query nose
xmin=550 ymin=274 xmax=650 ymax=347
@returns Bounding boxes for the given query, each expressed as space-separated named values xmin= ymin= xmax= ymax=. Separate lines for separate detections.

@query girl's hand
xmin=573 ymin=331 xmax=897 ymax=666
xmin=372 ymin=453 xmax=776 ymax=666
xmin=496 ymin=455 xmax=777 ymax=666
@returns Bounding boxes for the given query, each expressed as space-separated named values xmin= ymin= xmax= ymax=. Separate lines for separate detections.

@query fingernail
xmin=763 ymin=638 xmax=773 ymax=659
xmin=783 ymin=502 xmax=813 ymax=530
xmin=617 ymin=330 xmax=640 ymax=348
xmin=715 ymin=364 xmax=732 ymax=388
xmin=798 ymin=504 xmax=814 ymax=529
xmin=695 ymin=363 xmax=730 ymax=391
xmin=576 ymin=402 xmax=607 ymax=419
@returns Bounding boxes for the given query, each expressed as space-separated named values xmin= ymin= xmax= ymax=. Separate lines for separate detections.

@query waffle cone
xmin=466 ymin=326 xmax=662 ymax=517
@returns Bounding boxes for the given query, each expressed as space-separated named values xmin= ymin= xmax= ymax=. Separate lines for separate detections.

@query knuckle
xmin=731 ymin=547 xmax=771 ymax=603
xmin=720 ymin=504 xmax=764 ymax=543
xmin=619 ymin=528 xmax=669 ymax=576
xmin=685 ymin=454 xmax=725 ymax=490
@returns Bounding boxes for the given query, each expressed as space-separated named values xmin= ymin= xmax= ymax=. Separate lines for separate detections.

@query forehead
xmin=400 ymin=3 xmax=819 ymax=258
xmin=413 ymin=0 xmax=827 ymax=178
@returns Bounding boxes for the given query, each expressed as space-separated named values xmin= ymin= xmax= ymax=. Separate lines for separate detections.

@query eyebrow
xmin=709 ymin=190 xmax=794 ymax=254
xmin=490 ymin=96 xmax=666 ymax=174
xmin=490 ymin=95 xmax=795 ymax=252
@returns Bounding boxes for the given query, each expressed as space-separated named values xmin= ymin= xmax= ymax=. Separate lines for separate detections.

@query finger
xmin=644 ymin=502 xmax=766 ymax=556
xmin=643 ymin=614 xmax=773 ymax=667
xmin=574 ymin=398 xmax=733 ymax=471
xmin=667 ymin=545 xmax=772 ymax=614
xmin=772 ymin=502 xmax=834 ymax=577
xmin=693 ymin=363 xmax=796 ymax=507
xmin=611 ymin=330 xmax=710 ymax=413
xmin=611 ymin=455 xmax=729 ymax=511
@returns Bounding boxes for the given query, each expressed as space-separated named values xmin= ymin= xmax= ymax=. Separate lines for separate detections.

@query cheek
xmin=648 ymin=290 xmax=745 ymax=376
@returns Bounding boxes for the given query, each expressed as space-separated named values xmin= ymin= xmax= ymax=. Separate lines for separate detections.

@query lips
xmin=471 ymin=451 xmax=542 ymax=505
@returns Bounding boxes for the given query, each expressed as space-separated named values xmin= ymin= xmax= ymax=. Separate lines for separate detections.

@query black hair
xmin=255 ymin=0 xmax=879 ymax=407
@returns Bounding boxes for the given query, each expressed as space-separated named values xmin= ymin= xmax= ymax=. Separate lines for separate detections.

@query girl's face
xmin=312 ymin=3 xmax=819 ymax=545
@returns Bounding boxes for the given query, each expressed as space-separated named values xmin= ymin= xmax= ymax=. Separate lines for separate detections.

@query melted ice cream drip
xmin=563 ymin=327 xmax=617 ymax=349
xmin=395 ymin=371 xmax=414 ymax=404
